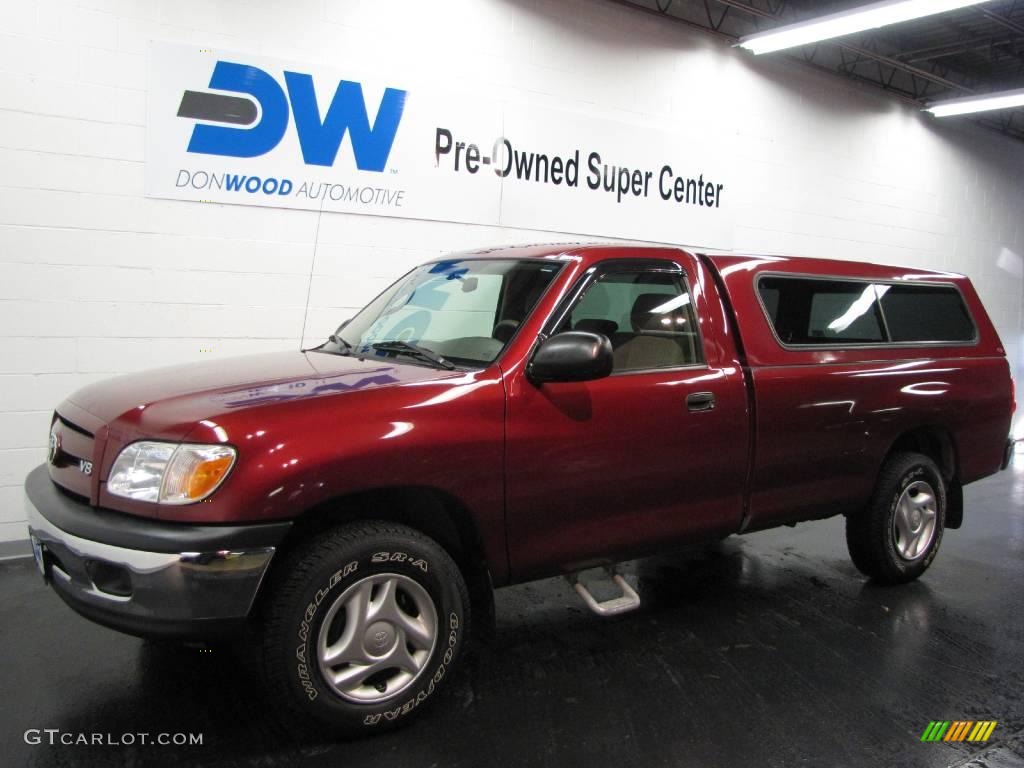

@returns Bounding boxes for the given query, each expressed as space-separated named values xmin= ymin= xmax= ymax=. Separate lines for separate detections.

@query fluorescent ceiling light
xmin=827 ymin=285 xmax=888 ymax=333
xmin=738 ymin=0 xmax=991 ymax=55
xmin=924 ymin=88 xmax=1024 ymax=117
xmin=650 ymin=294 xmax=690 ymax=314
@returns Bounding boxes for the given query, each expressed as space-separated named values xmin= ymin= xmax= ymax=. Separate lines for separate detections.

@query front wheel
xmin=846 ymin=452 xmax=946 ymax=584
xmin=254 ymin=521 xmax=470 ymax=738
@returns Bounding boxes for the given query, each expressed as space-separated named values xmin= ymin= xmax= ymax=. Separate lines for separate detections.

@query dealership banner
xmin=146 ymin=42 xmax=735 ymax=248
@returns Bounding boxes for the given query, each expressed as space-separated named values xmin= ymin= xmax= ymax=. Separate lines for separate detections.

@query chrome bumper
xmin=24 ymin=465 xmax=290 ymax=638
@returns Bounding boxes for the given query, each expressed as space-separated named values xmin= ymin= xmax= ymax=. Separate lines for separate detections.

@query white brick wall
xmin=1 ymin=0 xmax=1022 ymax=542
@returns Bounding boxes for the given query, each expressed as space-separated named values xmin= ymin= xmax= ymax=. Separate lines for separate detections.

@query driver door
xmin=503 ymin=257 xmax=748 ymax=580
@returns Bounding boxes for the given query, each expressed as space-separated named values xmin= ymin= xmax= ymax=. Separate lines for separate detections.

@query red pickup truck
xmin=25 ymin=244 xmax=1015 ymax=735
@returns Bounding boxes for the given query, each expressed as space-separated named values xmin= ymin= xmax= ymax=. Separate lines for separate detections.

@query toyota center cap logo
xmin=47 ymin=426 xmax=60 ymax=464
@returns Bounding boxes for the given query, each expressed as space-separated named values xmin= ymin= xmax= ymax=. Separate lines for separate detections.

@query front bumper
xmin=24 ymin=464 xmax=292 ymax=639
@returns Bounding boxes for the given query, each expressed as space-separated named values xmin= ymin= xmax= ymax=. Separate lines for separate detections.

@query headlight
xmin=107 ymin=442 xmax=236 ymax=504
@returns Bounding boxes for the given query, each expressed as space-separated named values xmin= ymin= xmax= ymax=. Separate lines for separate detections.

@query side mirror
xmin=528 ymin=331 xmax=614 ymax=384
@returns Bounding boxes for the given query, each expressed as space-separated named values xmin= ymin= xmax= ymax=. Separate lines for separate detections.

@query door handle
xmin=686 ymin=391 xmax=716 ymax=412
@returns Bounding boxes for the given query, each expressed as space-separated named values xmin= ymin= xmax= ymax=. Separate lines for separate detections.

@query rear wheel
xmin=846 ymin=452 xmax=946 ymax=584
xmin=254 ymin=521 xmax=470 ymax=738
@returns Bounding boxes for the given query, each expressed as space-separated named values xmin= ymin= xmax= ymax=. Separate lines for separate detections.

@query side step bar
xmin=569 ymin=571 xmax=641 ymax=617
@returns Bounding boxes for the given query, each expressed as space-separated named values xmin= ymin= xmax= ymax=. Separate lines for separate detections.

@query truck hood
xmin=65 ymin=350 xmax=460 ymax=439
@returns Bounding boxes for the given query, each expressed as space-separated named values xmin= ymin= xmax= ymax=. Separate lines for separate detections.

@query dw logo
xmin=177 ymin=61 xmax=407 ymax=171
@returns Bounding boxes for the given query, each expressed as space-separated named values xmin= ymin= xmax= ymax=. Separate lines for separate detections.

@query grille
xmin=49 ymin=413 xmax=97 ymax=500
xmin=57 ymin=414 xmax=94 ymax=439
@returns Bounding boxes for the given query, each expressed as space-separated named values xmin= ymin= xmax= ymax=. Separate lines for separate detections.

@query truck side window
xmin=757 ymin=276 xmax=978 ymax=347
xmin=758 ymin=277 xmax=886 ymax=345
xmin=562 ymin=271 xmax=703 ymax=372
xmin=877 ymin=284 xmax=976 ymax=343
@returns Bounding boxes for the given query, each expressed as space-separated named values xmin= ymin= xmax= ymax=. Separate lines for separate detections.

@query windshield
xmin=323 ymin=259 xmax=564 ymax=368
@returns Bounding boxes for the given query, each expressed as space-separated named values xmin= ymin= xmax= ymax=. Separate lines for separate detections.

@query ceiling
xmin=611 ymin=0 xmax=1024 ymax=142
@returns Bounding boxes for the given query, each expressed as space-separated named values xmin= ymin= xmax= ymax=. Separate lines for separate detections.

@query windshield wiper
xmin=371 ymin=341 xmax=455 ymax=370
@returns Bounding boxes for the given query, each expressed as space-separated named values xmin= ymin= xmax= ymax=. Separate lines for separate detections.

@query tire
xmin=254 ymin=521 xmax=470 ymax=738
xmin=846 ymin=452 xmax=946 ymax=584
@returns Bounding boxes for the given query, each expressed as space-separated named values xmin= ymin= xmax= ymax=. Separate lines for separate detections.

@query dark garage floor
xmin=2 ymin=461 xmax=1022 ymax=768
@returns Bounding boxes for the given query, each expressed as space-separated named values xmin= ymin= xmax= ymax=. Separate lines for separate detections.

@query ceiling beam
xmin=899 ymin=34 xmax=1023 ymax=63
xmin=601 ymin=0 xmax=737 ymax=41
xmin=977 ymin=7 xmax=1024 ymax=37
